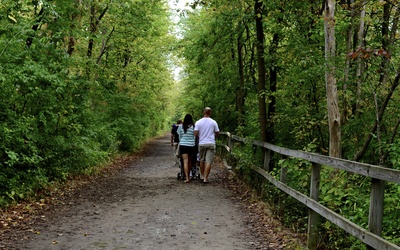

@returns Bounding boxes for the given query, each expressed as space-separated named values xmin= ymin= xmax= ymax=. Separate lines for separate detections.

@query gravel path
xmin=5 ymin=134 xmax=281 ymax=250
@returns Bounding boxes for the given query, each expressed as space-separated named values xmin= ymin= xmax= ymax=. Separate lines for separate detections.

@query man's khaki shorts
xmin=199 ymin=144 xmax=216 ymax=164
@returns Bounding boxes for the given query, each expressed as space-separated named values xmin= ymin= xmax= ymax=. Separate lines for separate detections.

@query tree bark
xmin=96 ymin=27 xmax=114 ymax=65
xmin=324 ymin=0 xmax=341 ymax=158
xmin=379 ymin=1 xmax=390 ymax=85
xmin=267 ymin=20 xmax=280 ymax=144
xmin=26 ymin=7 xmax=44 ymax=48
xmin=342 ymin=0 xmax=355 ymax=124
xmin=87 ymin=4 xmax=109 ymax=58
xmin=254 ymin=0 xmax=267 ymax=142
xmin=355 ymin=1 xmax=366 ymax=115
xmin=237 ymin=28 xmax=246 ymax=127
xmin=67 ymin=1 xmax=81 ymax=56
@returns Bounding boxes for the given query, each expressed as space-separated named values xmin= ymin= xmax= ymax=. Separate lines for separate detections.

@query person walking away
xmin=172 ymin=120 xmax=182 ymax=165
xmin=171 ymin=120 xmax=182 ymax=148
xmin=194 ymin=107 xmax=220 ymax=183
xmin=177 ymin=115 xmax=196 ymax=183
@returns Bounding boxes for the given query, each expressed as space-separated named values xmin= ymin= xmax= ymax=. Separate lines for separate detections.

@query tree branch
xmin=353 ymin=72 xmax=400 ymax=161
xmin=96 ymin=27 xmax=115 ymax=65
xmin=26 ymin=7 xmax=44 ymax=47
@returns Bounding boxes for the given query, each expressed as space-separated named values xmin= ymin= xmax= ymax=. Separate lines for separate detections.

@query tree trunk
xmin=342 ymin=0 xmax=355 ymax=124
xmin=254 ymin=0 xmax=267 ymax=142
xmin=87 ymin=4 xmax=96 ymax=58
xmin=67 ymin=1 xmax=81 ymax=56
xmin=379 ymin=1 xmax=390 ymax=85
xmin=26 ymin=7 xmax=44 ymax=48
xmin=87 ymin=3 xmax=109 ymax=58
xmin=237 ymin=30 xmax=245 ymax=127
xmin=267 ymin=26 xmax=280 ymax=144
xmin=324 ymin=0 xmax=341 ymax=158
xmin=355 ymin=2 xmax=366 ymax=115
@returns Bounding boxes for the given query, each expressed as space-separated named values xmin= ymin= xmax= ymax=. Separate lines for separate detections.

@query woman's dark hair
xmin=183 ymin=114 xmax=194 ymax=133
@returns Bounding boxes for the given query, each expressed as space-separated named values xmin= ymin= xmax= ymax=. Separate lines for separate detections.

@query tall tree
xmin=0 ymin=0 xmax=175 ymax=206
xmin=324 ymin=0 xmax=341 ymax=157
xmin=254 ymin=0 xmax=267 ymax=142
xmin=236 ymin=24 xmax=246 ymax=127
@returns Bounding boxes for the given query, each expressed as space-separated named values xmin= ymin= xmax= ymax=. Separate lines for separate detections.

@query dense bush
xmin=0 ymin=0 xmax=175 ymax=208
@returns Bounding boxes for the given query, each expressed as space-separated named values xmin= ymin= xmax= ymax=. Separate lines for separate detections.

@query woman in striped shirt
xmin=177 ymin=114 xmax=196 ymax=183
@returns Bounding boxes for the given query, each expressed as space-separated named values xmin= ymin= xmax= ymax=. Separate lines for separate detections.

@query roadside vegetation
xmin=1 ymin=0 xmax=400 ymax=249
xmin=0 ymin=0 xmax=177 ymax=207
xmin=178 ymin=1 xmax=400 ymax=249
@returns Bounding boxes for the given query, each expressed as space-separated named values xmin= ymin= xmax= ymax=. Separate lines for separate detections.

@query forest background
xmin=1 ymin=0 xmax=400 ymax=249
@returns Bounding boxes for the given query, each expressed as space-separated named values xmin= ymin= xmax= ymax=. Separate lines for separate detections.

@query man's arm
xmin=214 ymin=122 xmax=220 ymax=138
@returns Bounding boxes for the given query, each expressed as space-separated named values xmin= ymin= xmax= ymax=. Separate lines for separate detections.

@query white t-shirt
xmin=194 ymin=117 xmax=220 ymax=145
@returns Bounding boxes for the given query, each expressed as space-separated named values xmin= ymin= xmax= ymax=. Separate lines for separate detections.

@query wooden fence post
xmin=277 ymin=155 xmax=288 ymax=214
xmin=218 ymin=132 xmax=400 ymax=250
xmin=228 ymin=134 xmax=233 ymax=154
xmin=280 ymin=161 xmax=287 ymax=183
xmin=263 ymin=149 xmax=272 ymax=172
xmin=367 ymin=178 xmax=385 ymax=250
xmin=308 ymin=162 xmax=322 ymax=250
xmin=260 ymin=148 xmax=272 ymax=199
xmin=227 ymin=134 xmax=234 ymax=167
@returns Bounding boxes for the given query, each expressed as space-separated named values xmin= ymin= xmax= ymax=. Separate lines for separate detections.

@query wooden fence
xmin=218 ymin=132 xmax=400 ymax=250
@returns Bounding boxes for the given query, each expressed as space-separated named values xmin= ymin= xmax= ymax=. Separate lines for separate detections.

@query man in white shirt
xmin=194 ymin=107 xmax=220 ymax=183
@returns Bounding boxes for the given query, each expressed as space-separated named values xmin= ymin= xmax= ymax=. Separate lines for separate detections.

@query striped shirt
xmin=177 ymin=125 xmax=196 ymax=147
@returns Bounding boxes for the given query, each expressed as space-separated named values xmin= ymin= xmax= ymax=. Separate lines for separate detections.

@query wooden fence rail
xmin=218 ymin=132 xmax=400 ymax=250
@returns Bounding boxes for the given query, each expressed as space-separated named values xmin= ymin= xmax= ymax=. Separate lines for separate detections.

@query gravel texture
xmin=1 ymin=134 xmax=305 ymax=250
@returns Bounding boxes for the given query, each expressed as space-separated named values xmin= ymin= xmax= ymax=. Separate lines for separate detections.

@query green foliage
xmin=0 ymin=0 xmax=176 ymax=208
xmin=220 ymin=136 xmax=400 ymax=249
xmin=382 ymin=182 xmax=400 ymax=245
xmin=229 ymin=143 xmax=256 ymax=182
xmin=385 ymin=138 xmax=400 ymax=169
xmin=280 ymin=157 xmax=311 ymax=193
xmin=182 ymin=0 xmax=400 ymax=246
xmin=319 ymin=219 xmax=367 ymax=250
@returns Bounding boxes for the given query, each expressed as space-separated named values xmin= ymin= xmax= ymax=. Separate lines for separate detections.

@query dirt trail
xmin=2 ymin=134 xmax=304 ymax=250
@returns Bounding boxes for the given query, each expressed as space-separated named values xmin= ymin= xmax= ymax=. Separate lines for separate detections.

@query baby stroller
xmin=177 ymin=152 xmax=200 ymax=180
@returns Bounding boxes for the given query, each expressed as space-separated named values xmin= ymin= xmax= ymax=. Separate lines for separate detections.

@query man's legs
xmin=203 ymin=162 xmax=211 ymax=183
xmin=201 ymin=144 xmax=215 ymax=183
xmin=199 ymin=161 xmax=204 ymax=179
xmin=199 ymin=145 xmax=206 ymax=179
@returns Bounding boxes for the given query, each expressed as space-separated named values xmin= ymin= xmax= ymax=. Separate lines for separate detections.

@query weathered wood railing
xmin=218 ymin=132 xmax=400 ymax=250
